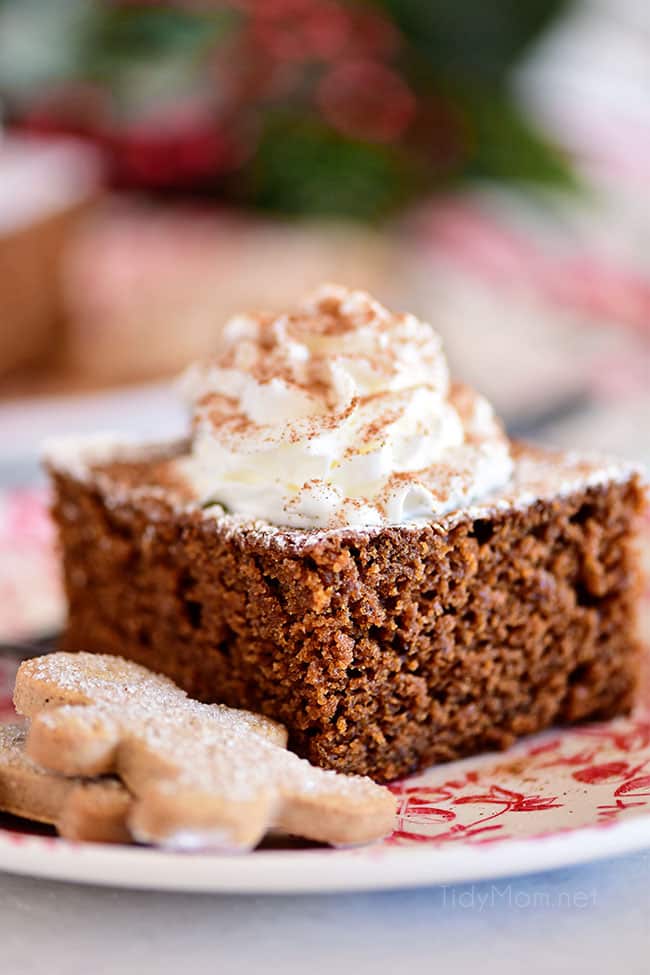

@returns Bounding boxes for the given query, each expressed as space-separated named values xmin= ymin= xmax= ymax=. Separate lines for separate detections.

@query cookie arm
xmin=26 ymin=705 xmax=122 ymax=777
xmin=275 ymin=782 xmax=397 ymax=847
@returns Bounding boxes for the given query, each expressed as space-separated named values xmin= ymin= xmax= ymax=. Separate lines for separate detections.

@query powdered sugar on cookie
xmin=14 ymin=653 xmax=395 ymax=850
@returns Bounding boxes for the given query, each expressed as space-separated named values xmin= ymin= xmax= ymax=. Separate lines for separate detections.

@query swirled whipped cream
xmin=178 ymin=285 xmax=513 ymax=529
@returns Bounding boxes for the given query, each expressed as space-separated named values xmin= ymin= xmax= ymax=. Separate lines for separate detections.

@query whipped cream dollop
xmin=178 ymin=285 xmax=513 ymax=529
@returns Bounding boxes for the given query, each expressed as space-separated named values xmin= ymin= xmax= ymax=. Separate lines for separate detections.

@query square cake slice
xmin=47 ymin=438 xmax=645 ymax=782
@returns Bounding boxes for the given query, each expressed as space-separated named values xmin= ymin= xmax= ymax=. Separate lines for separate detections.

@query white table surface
xmin=1 ymin=851 xmax=648 ymax=975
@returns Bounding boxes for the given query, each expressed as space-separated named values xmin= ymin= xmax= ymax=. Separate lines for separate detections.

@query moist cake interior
xmin=48 ymin=437 xmax=645 ymax=782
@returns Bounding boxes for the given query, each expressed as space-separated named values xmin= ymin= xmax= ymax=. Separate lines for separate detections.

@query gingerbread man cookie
xmin=0 ymin=724 xmax=131 ymax=842
xmin=15 ymin=653 xmax=395 ymax=850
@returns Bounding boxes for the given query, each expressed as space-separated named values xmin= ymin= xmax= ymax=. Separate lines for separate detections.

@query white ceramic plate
xmin=1 ymin=813 xmax=650 ymax=894
xmin=0 ymin=490 xmax=648 ymax=892
xmin=1 ymin=701 xmax=649 ymax=892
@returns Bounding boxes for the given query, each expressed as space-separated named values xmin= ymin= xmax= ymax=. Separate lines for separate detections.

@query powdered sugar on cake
xmin=42 ymin=285 xmax=643 ymax=537
xmin=176 ymin=284 xmax=514 ymax=528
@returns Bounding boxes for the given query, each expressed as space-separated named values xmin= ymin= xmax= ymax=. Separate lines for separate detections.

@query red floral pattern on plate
xmin=0 ymin=488 xmax=648 ymax=850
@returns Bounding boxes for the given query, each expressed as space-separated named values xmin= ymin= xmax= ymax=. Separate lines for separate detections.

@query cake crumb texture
xmin=52 ymin=450 xmax=646 ymax=782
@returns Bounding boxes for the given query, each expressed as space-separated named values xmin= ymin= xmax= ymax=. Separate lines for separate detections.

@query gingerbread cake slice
xmin=45 ymin=286 xmax=646 ymax=782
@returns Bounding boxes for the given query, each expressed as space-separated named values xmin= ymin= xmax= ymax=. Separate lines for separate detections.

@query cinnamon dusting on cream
xmin=176 ymin=284 xmax=514 ymax=528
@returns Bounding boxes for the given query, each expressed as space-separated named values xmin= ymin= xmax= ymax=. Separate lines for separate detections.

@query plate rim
xmin=0 ymin=812 xmax=649 ymax=894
